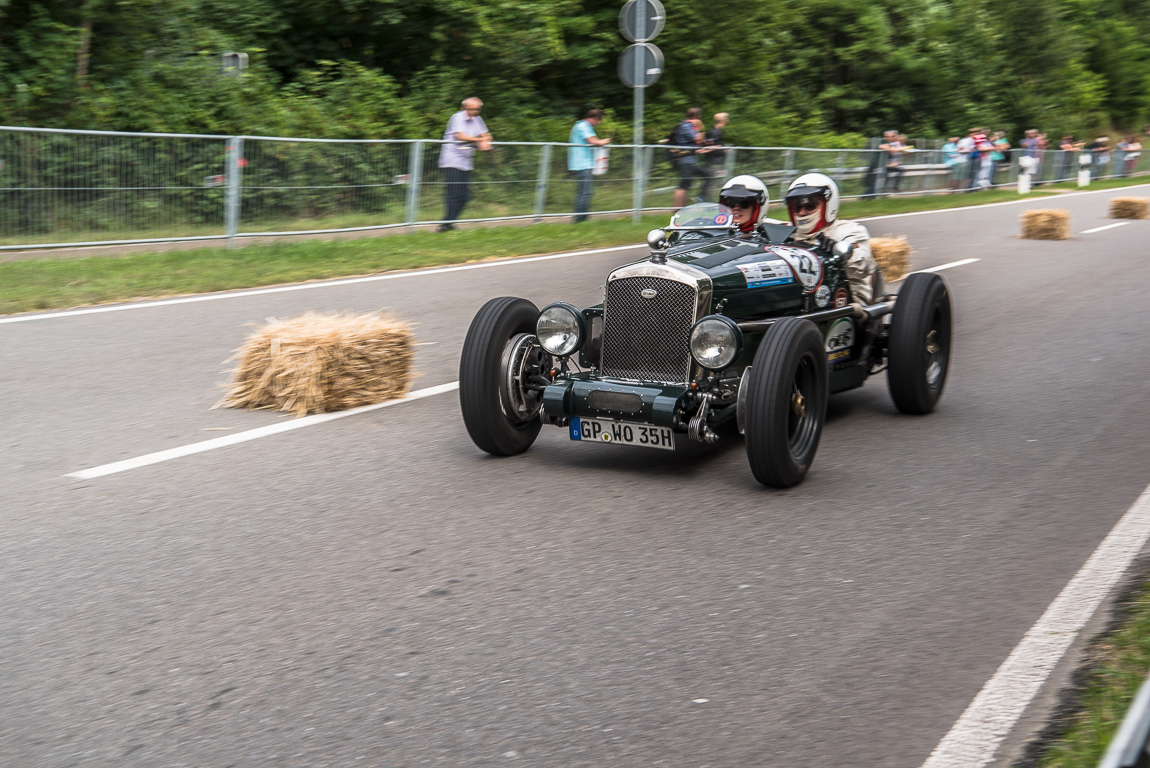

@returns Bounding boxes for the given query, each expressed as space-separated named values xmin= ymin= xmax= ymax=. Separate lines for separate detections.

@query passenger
xmin=783 ymin=172 xmax=878 ymax=306
xmin=717 ymin=175 xmax=770 ymax=236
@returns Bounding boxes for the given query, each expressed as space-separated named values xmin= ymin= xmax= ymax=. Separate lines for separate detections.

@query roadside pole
xmin=619 ymin=0 xmax=665 ymax=223
xmin=533 ymin=144 xmax=552 ymax=223
xmin=632 ymin=51 xmax=644 ymax=223
xmin=405 ymin=140 xmax=424 ymax=234
xmin=225 ymin=137 xmax=243 ymax=249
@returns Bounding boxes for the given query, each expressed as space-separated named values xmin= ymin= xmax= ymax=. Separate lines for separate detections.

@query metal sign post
xmin=618 ymin=0 xmax=664 ymax=222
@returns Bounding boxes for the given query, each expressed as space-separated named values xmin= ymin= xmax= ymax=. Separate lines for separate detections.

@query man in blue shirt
xmin=568 ymin=109 xmax=611 ymax=223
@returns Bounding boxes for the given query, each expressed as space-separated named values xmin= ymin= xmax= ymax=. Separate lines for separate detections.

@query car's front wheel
xmin=459 ymin=297 xmax=550 ymax=456
xmin=743 ymin=317 xmax=828 ymax=488
xmin=887 ymin=272 xmax=952 ymax=414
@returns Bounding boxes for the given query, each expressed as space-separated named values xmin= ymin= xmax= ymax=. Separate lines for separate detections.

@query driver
xmin=784 ymin=172 xmax=878 ymax=306
xmin=718 ymin=175 xmax=770 ymax=235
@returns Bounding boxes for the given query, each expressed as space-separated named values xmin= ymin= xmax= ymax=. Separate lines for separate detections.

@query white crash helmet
xmin=719 ymin=175 xmax=770 ymax=225
xmin=785 ymin=172 xmax=840 ymax=236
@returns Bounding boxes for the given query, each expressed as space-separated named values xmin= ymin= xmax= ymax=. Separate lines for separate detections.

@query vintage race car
xmin=459 ymin=203 xmax=953 ymax=487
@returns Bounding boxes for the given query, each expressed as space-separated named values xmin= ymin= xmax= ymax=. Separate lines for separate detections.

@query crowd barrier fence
xmin=0 ymin=125 xmax=1146 ymax=251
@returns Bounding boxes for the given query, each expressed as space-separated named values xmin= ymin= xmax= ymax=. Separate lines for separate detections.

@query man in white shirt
xmin=437 ymin=97 xmax=492 ymax=232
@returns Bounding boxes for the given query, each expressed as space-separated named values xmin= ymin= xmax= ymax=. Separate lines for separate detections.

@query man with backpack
xmin=668 ymin=107 xmax=707 ymax=208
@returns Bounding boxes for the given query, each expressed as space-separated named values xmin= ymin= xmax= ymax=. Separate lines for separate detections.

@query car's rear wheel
xmin=743 ymin=317 xmax=828 ymax=488
xmin=459 ymin=297 xmax=549 ymax=456
xmin=887 ymin=272 xmax=952 ymax=414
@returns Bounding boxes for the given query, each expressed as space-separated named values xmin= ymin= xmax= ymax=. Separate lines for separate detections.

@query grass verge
xmin=1 ymin=176 xmax=1147 ymax=316
xmin=1021 ymin=564 xmax=1150 ymax=767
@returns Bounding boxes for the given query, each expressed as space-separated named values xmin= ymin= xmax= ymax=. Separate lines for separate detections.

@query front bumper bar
xmin=541 ymin=374 xmax=689 ymax=428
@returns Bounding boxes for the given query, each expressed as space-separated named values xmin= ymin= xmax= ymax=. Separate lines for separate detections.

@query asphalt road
xmin=3 ymin=188 xmax=1150 ymax=767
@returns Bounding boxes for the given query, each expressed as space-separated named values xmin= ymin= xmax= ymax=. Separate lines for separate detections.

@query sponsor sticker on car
xmin=765 ymin=245 xmax=824 ymax=292
xmin=569 ymin=417 xmax=675 ymax=450
xmin=737 ymin=259 xmax=794 ymax=288
xmin=824 ymin=318 xmax=855 ymax=368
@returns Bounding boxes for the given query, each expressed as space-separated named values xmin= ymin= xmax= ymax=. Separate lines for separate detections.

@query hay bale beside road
xmin=870 ymin=236 xmax=911 ymax=282
xmin=1021 ymin=209 xmax=1071 ymax=240
xmin=221 ymin=311 xmax=413 ymax=417
xmin=1110 ymin=197 xmax=1149 ymax=219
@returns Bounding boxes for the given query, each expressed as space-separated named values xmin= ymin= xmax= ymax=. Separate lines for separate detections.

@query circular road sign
xmin=618 ymin=42 xmax=664 ymax=88
xmin=619 ymin=0 xmax=666 ymax=43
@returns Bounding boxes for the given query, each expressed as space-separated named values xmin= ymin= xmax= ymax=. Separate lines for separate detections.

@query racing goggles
xmin=787 ymin=195 xmax=823 ymax=215
xmin=720 ymin=197 xmax=756 ymax=210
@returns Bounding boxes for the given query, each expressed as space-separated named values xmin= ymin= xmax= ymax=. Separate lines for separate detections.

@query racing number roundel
xmin=765 ymin=245 xmax=823 ymax=293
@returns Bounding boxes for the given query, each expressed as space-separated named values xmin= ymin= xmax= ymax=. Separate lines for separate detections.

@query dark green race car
xmin=459 ymin=204 xmax=953 ymax=487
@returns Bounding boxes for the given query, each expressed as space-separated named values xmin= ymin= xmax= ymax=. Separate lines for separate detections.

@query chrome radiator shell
xmin=598 ymin=261 xmax=712 ymax=384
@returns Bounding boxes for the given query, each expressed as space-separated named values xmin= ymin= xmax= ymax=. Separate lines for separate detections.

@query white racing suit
xmin=792 ymin=219 xmax=878 ymax=305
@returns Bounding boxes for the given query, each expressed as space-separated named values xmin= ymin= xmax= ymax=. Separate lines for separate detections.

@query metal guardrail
xmin=1100 ymin=673 xmax=1150 ymax=768
xmin=0 ymin=124 xmax=1146 ymax=251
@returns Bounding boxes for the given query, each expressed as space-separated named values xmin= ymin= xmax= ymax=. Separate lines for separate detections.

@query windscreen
xmin=668 ymin=203 xmax=733 ymax=229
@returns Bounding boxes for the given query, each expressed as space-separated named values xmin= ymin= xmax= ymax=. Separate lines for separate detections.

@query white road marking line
xmin=0 ymin=244 xmax=646 ymax=325
xmin=66 ymin=381 xmax=459 ymax=480
xmin=1081 ymin=221 xmax=1132 ymax=234
xmin=8 ymin=184 xmax=1147 ymax=326
xmin=914 ymin=258 xmax=981 ymax=274
xmin=858 ymin=182 xmax=1150 ymax=222
xmin=920 ymin=481 xmax=1150 ymax=768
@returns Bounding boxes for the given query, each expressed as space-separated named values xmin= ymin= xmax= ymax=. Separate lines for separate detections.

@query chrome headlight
xmin=690 ymin=315 xmax=742 ymax=370
xmin=536 ymin=303 xmax=585 ymax=357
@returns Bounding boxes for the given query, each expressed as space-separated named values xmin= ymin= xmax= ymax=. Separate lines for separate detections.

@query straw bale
xmin=1021 ymin=209 xmax=1071 ymax=240
xmin=220 ymin=311 xmax=413 ymax=417
xmin=1109 ymin=197 xmax=1149 ymax=219
xmin=870 ymin=236 xmax=912 ymax=282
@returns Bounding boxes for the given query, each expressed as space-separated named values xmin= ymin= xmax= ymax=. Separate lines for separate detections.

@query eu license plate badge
xmin=569 ymin=417 xmax=675 ymax=451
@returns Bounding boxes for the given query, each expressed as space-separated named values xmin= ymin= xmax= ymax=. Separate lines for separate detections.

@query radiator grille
xmin=600 ymin=276 xmax=697 ymax=383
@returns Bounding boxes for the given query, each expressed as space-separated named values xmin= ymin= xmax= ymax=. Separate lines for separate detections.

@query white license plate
xmin=569 ymin=417 xmax=675 ymax=451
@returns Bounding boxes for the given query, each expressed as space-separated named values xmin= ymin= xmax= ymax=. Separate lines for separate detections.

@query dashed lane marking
xmin=66 ymin=381 xmax=459 ymax=480
xmin=1081 ymin=221 xmax=1132 ymax=234
xmin=914 ymin=258 xmax=981 ymax=273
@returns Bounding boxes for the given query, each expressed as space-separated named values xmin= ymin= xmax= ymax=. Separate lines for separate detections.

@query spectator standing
xmin=1035 ymin=132 xmax=1050 ymax=183
xmin=1057 ymin=135 xmax=1078 ymax=181
xmin=437 ymin=97 xmax=492 ymax=232
xmin=1120 ymin=136 xmax=1142 ymax=176
xmin=670 ymin=107 xmax=707 ymax=208
xmin=1020 ymin=129 xmax=1039 ymax=181
xmin=862 ymin=131 xmax=894 ymax=197
xmin=942 ymin=136 xmax=963 ymax=190
xmin=1087 ymin=136 xmax=1112 ymax=176
xmin=956 ymin=129 xmax=977 ymax=191
xmin=880 ymin=131 xmax=907 ymax=193
xmin=991 ymin=131 xmax=1012 ymax=186
xmin=567 ymin=109 xmax=611 ymax=223
xmin=698 ymin=112 xmax=729 ymax=202
xmin=973 ymin=128 xmax=993 ymax=189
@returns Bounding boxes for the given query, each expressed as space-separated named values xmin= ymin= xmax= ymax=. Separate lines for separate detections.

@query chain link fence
xmin=1 ymin=125 xmax=1146 ymax=250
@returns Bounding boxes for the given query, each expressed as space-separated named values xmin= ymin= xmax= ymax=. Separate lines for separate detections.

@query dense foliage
xmin=0 ymin=0 xmax=1147 ymax=144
